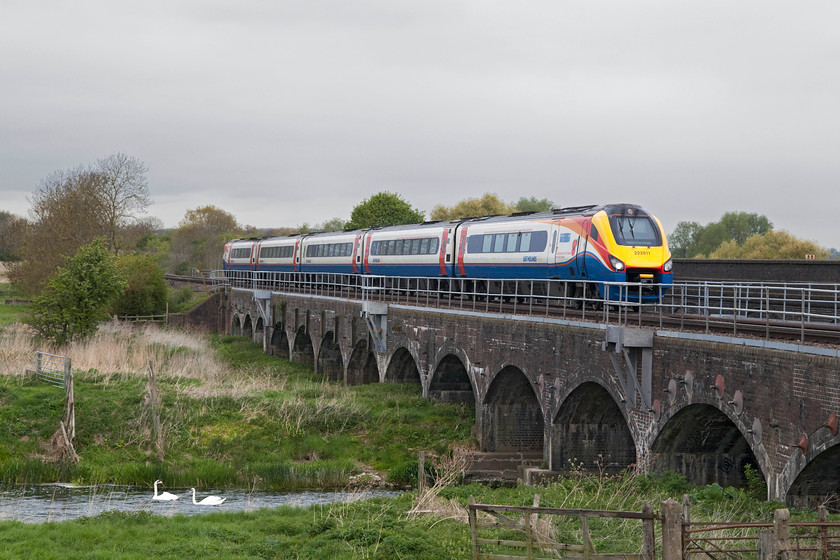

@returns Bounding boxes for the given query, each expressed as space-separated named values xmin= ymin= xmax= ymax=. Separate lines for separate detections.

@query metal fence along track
xmin=211 ymin=271 xmax=840 ymax=346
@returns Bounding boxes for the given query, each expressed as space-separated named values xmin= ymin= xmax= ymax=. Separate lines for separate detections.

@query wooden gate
xmin=468 ymin=496 xmax=656 ymax=560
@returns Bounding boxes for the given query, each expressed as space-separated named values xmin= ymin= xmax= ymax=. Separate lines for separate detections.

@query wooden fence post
xmin=468 ymin=495 xmax=480 ymax=560
xmin=642 ymin=503 xmax=655 ymax=560
xmin=418 ymin=451 xmax=426 ymax=497
xmin=662 ymin=498 xmax=683 ymax=560
xmin=64 ymin=358 xmax=74 ymax=441
xmin=148 ymin=361 xmax=163 ymax=459
xmin=819 ymin=506 xmax=828 ymax=560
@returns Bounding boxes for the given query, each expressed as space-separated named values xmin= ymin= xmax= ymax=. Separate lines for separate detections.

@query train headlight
xmin=609 ymin=255 xmax=625 ymax=271
xmin=663 ymin=258 xmax=673 ymax=272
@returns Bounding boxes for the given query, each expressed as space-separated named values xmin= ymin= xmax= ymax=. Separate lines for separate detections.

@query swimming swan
xmin=190 ymin=488 xmax=226 ymax=505
xmin=152 ymin=479 xmax=179 ymax=501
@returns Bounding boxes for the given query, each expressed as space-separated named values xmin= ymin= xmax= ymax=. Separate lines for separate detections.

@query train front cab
xmin=590 ymin=205 xmax=673 ymax=302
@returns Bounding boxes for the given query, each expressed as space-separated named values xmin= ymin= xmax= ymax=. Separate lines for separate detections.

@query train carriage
xmin=362 ymin=222 xmax=457 ymax=277
xmin=457 ymin=215 xmax=555 ymax=280
xmin=222 ymin=238 xmax=260 ymax=272
xmin=254 ymin=235 xmax=302 ymax=273
xmin=299 ymin=230 xmax=363 ymax=275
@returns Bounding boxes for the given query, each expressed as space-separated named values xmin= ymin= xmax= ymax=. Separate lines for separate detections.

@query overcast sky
xmin=2 ymin=1 xmax=838 ymax=248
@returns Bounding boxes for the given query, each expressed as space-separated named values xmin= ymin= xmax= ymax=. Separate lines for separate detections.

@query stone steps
xmin=460 ymin=451 xmax=544 ymax=483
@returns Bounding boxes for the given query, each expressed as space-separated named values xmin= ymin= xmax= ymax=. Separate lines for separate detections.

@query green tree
xmin=709 ymin=231 xmax=829 ymax=259
xmin=670 ymin=212 xmax=774 ymax=258
xmin=297 ymin=217 xmax=347 ymax=233
xmin=169 ymin=205 xmax=244 ymax=274
xmin=668 ymin=221 xmax=702 ymax=258
xmin=345 ymin=192 xmax=424 ymax=229
xmin=318 ymin=217 xmax=347 ymax=232
xmin=111 ymin=254 xmax=168 ymax=316
xmin=513 ymin=196 xmax=555 ymax=213
xmin=24 ymin=240 xmax=126 ymax=344
xmin=430 ymin=193 xmax=514 ymax=221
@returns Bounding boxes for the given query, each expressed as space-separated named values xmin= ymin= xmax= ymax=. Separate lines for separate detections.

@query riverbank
xmin=0 ymin=322 xmax=474 ymax=489
xmin=0 ymin=473 xmax=818 ymax=559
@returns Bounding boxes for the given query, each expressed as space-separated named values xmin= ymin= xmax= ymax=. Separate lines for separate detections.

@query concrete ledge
xmin=521 ymin=467 xmax=565 ymax=486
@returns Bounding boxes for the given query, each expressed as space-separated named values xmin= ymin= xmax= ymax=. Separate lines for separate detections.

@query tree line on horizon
xmin=0 ymin=154 xmax=835 ymax=343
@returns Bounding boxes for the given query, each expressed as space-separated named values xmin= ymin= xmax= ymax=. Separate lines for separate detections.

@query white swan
xmin=190 ymin=487 xmax=226 ymax=505
xmin=152 ymin=479 xmax=179 ymax=501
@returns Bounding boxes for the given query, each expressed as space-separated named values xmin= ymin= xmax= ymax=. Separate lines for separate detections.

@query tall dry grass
xmin=0 ymin=323 xmax=38 ymax=377
xmin=0 ymin=322 xmax=287 ymax=398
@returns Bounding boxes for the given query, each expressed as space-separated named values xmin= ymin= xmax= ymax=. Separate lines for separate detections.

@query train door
xmin=574 ymin=219 xmax=590 ymax=279
xmin=292 ymin=239 xmax=301 ymax=272
xmin=454 ymin=224 xmax=468 ymax=277
xmin=351 ymin=234 xmax=361 ymax=274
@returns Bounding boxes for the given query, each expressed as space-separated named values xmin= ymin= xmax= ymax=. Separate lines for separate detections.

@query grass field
xmin=0 ymin=322 xmax=474 ymax=489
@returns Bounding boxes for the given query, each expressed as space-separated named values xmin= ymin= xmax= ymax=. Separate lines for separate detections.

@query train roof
xmin=226 ymin=204 xmax=654 ymax=243
xmin=454 ymin=203 xmax=651 ymax=225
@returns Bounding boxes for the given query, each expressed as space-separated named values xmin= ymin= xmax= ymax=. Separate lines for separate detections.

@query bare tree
xmin=0 ymin=211 xmax=26 ymax=261
xmin=96 ymin=152 xmax=151 ymax=254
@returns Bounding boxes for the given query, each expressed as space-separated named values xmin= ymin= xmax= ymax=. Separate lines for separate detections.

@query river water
xmin=0 ymin=484 xmax=402 ymax=523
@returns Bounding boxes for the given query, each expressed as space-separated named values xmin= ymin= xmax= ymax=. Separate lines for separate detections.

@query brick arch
xmin=347 ymin=339 xmax=379 ymax=385
xmin=243 ymin=314 xmax=254 ymax=340
xmin=291 ymin=326 xmax=314 ymax=371
xmin=270 ymin=323 xmax=289 ymax=359
xmin=650 ymin=402 xmax=764 ymax=489
xmin=552 ymin=381 xmax=635 ymax=474
xmin=384 ymin=345 xmax=422 ymax=385
xmin=781 ymin=431 xmax=840 ymax=508
xmin=481 ymin=365 xmax=543 ymax=453
xmin=254 ymin=317 xmax=265 ymax=342
xmin=230 ymin=313 xmax=243 ymax=336
xmin=429 ymin=354 xmax=475 ymax=405
xmin=318 ymin=331 xmax=343 ymax=383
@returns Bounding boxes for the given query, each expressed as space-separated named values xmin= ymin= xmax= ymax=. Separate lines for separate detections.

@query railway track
xmin=168 ymin=272 xmax=840 ymax=348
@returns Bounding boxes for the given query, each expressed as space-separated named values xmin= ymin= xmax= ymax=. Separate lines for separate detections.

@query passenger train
xmin=222 ymin=203 xmax=673 ymax=302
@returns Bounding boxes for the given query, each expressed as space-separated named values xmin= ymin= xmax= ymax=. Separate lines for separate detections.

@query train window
xmin=609 ymin=215 xmax=661 ymax=246
xmin=590 ymin=227 xmax=599 ymax=242
xmin=420 ymin=238 xmax=429 ymax=254
xmin=529 ymin=231 xmax=548 ymax=252
xmin=493 ymin=234 xmax=506 ymax=253
xmin=519 ymin=232 xmax=532 ymax=252
xmin=411 ymin=239 xmax=421 ymax=255
xmin=231 ymin=247 xmax=251 ymax=259
xmin=387 ymin=240 xmax=396 ymax=255
xmin=506 ymin=233 xmax=518 ymax=252
xmin=430 ymin=238 xmax=439 ymax=254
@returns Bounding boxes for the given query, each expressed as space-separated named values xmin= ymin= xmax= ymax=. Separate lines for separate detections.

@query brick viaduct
xmin=223 ymin=287 xmax=840 ymax=505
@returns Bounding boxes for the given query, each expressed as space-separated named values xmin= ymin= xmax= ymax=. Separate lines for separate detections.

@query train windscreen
xmin=608 ymin=212 xmax=661 ymax=247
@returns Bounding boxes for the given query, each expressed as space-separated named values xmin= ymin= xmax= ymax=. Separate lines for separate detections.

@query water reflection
xmin=0 ymin=484 xmax=401 ymax=523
